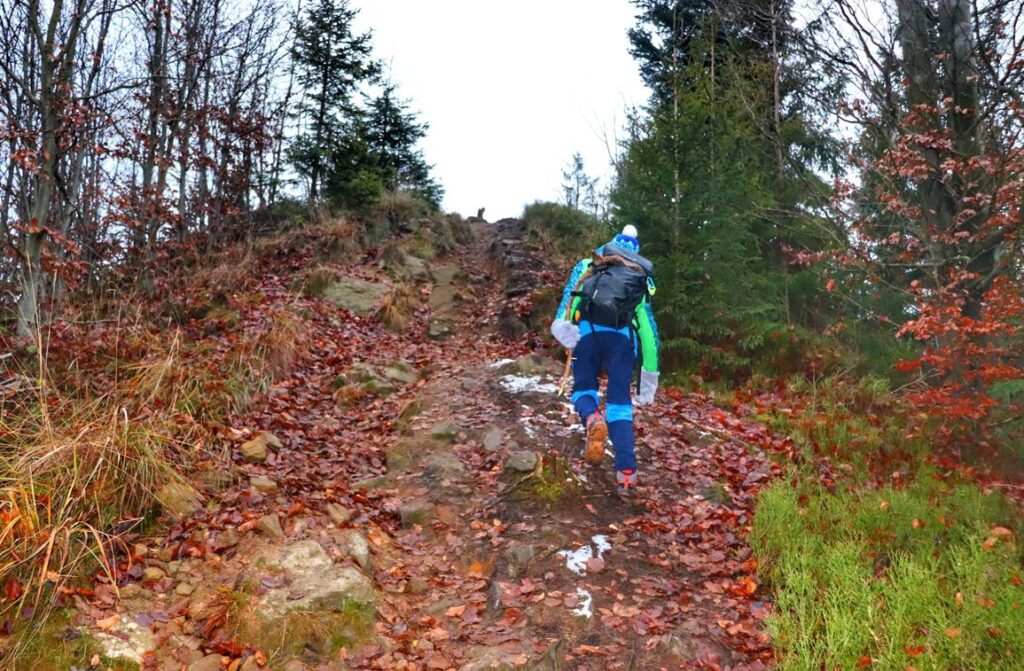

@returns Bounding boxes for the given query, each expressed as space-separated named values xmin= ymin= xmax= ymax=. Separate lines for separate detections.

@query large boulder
xmin=323 ymin=276 xmax=390 ymax=315
xmin=261 ymin=541 xmax=377 ymax=617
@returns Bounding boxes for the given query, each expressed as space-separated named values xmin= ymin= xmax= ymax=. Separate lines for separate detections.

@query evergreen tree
xmin=290 ymin=0 xmax=379 ymax=202
xmin=363 ymin=83 xmax=443 ymax=207
xmin=613 ymin=2 xmax=840 ymax=377
xmin=561 ymin=153 xmax=598 ymax=213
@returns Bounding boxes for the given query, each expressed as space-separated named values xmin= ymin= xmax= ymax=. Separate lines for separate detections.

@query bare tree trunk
xmin=17 ymin=0 xmax=84 ymax=337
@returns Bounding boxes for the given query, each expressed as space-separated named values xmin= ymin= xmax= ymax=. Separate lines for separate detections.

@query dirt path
xmin=86 ymin=224 xmax=779 ymax=671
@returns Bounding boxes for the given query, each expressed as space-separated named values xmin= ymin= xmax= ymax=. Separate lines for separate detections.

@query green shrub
xmin=522 ymin=201 xmax=610 ymax=256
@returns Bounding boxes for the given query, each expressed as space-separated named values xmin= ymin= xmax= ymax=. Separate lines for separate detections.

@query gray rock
xmin=504 ymin=354 xmax=557 ymax=377
xmin=482 ymin=428 xmax=504 ymax=453
xmin=505 ymin=542 xmax=535 ymax=567
xmin=175 ymin=582 xmax=195 ymax=596
xmin=142 ymin=566 xmax=165 ymax=582
xmin=399 ymin=501 xmax=435 ymax=528
xmin=241 ymin=432 xmax=282 ymax=463
xmin=352 ymin=475 xmax=391 ymax=491
xmin=504 ymin=451 xmax=538 ymax=473
xmin=194 ymin=468 xmax=234 ymax=492
xmin=429 ymin=420 xmax=462 ymax=442
xmin=156 ymin=482 xmax=202 ymax=519
xmin=381 ymin=362 xmax=419 ymax=385
xmin=211 ymin=528 xmax=241 ymax=552
xmin=362 ymin=378 xmax=396 ymax=397
xmin=92 ymin=614 xmax=157 ymax=666
xmin=337 ymin=530 xmax=371 ymax=571
xmin=261 ymin=541 xmax=376 ymax=617
xmin=424 ymin=452 xmax=467 ymax=482
xmin=257 ymin=514 xmax=285 ymax=539
xmin=323 ymin=277 xmax=390 ymax=315
xmin=427 ymin=318 xmax=454 ymax=340
xmin=326 ymin=503 xmax=352 ymax=526
xmin=251 ymin=475 xmax=279 ymax=494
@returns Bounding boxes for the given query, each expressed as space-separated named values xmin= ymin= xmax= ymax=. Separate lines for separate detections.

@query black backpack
xmin=573 ymin=247 xmax=654 ymax=329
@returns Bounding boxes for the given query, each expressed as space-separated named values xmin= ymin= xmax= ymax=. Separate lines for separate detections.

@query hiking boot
xmin=584 ymin=414 xmax=608 ymax=465
xmin=616 ymin=469 xmax=639 ymax=496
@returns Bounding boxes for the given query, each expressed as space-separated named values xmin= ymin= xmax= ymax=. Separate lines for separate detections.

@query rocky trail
xmin=82 ymin=222 xmax=782 ymax=671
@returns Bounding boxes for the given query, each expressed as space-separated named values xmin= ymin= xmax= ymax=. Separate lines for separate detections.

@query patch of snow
xmin=488 ymin=358 xmax=517 ymax=368
xmin=559 ymin=535 xmax=612 ymax=576
xmin=572 ymin=588 xmax=593 ymax=618
xmin=498 ymin=374 xmax=559 ymax=395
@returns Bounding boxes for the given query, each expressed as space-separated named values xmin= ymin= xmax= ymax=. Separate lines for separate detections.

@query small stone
xmin=326 ymin=503 xmax=352 ymax=526
xmin=257 ymin=514 xmax=285 ymax=539
xmin=504 ymin=451 xmax=538 ymax=473
xmin=381 ymin=362 xmax=419 ymax=385
xmin=338 ymin=530 xmax=371 ymax=571
xmin=506 ymin=542 xmax=535 ymax=567
xmin=251 ymin=475 xmax=279 ymax=493
xmin=176 ymin=582 xmax=195 ymax=596
xmin=194 ymin=468 xmax=234 ymax=492
xmin=240 ymin=435 xmax=269 ymax=463
xmin=211 ymin=528 xmax=241 ymax=552
xmin=429 ymin=420 xmax=462 ymax=442
xmin=282 ymin=661 xmax=308 ymax=671
xmin=157 ymin=482 xmax=202 ymax=519
xmin=427 ymin=318 xmax=454 ymax=340
xmin=362 ymin=378 xmax=396 ymax=397
xmin=188 ymin=654 xmax=224 ymax=671
xmin=424 ymin=452 xmax=467 ymax=482
xmin=352 ymin=475 xmax=390 ymax=491
xmin=119 ymin=584 xmax=145 ymax=600
xmin=142 ymin=566 xmax=165 ymax=582
xmin=399 ymin=501 xmax=435 ymax=528
xmin=482 ymin=428 xmax=503 ymax=453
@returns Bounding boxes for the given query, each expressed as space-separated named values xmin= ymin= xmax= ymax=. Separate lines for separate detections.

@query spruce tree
xmin=363 ymin=83 xmax=443 ymax=207
xmin=290 ymin=0 xmax=379 ymax=202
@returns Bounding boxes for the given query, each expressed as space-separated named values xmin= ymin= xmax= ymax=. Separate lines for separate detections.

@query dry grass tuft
xmin=0 ymin=336 xmax=202 ymax=627
xmin=375 ymin=285 xmax=417 ymax=332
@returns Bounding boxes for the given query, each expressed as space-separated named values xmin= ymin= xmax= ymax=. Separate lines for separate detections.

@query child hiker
xmin=550 ymin=225 xmax=660 ymax=494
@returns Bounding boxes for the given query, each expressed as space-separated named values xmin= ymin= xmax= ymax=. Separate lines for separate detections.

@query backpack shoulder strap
xmin=562 ymin=258 xmax=594 ymax=321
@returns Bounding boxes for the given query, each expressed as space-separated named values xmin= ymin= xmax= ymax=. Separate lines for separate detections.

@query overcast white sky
xmin=354 ymin=1 xmax=648 ymax=220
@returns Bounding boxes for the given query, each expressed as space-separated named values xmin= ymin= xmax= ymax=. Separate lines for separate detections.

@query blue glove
xmin=551 ymin=319 xmax=580 ymax=349
xmin=637 ymin=370 xmax=658 ymax=405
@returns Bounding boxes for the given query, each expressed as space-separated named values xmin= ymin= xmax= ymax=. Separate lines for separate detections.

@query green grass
xmin=753 ymin=476 xmax=1024 ymax=670
xmin=0 ymin=608 xmax=141 ymax=671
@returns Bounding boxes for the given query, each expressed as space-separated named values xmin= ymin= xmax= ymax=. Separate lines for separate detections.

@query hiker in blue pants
xmin=550 ymin=225 xmax=660 ymax=494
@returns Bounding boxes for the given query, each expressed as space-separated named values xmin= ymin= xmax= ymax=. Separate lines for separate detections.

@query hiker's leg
xmin=602 ymin=333 xmax=637 ymax=472
xmin=571 ymin=330 xmax=600 ymax=423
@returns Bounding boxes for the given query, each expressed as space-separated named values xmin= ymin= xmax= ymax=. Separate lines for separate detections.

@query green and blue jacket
xmin=554 ymin=239 xmax=660 ymax=374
